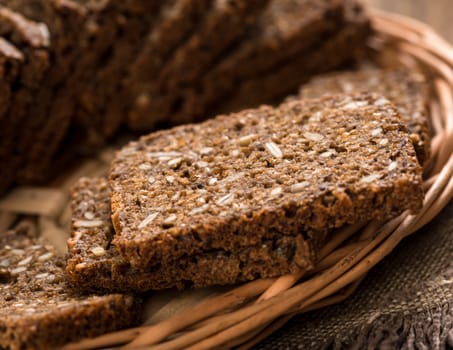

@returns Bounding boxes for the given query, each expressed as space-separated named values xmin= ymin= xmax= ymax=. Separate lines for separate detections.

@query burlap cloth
xmin=258 ymin=200 xmax=453 ymax=349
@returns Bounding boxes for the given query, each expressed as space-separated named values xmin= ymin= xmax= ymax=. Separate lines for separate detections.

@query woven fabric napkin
xmin=258 ymin=201 xmax=453 ymax=349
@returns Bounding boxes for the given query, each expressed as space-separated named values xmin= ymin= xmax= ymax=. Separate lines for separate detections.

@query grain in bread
xmin=0 ymin=227 xmax=140 ymax=350
xmin=67 ymin=177 xmax=315 ymax=291
xmin=297 ymin=68 xmax=431 ymax=166
xmin=110 ymin=92 xmax=424 ymax=271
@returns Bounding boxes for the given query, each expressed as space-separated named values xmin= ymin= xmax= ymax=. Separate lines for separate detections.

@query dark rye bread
xmin=12 ymin=1 xmax=160 ymax=182
xmin=0 ymin=0 xmax=88 ymax=186
xmin=0 ymin=37 xmax=22 ymax=195
xmin=125 ymin=0 xmax=269 ymax=131
xmin=71 ymin=1 xmax=163 ymax=148
xmin=217 ymin=0 xmax=370 ymax=114
xmin=0 ymin=37 xmax=21 ymax=117
xmin=173 ymin=0 xmax=352 ymax=125
xmin=297 ymin=68 xmax=431 ymax=166
xmin=0 ymin=7 xmax=50 ymax=195
xmin=15 ymin=1 xmax=118 ymax=181
xmin=0 ymin=7 xmax=49 ymax=87
xmin=67 ymin=177 xmax=314 ymax=291
xmin=0 ymin=228 xmax=140 ymax=350
xmin=126 ymin=0 xmax=210 ymax=100
xmin=109 ymin=92 xmax=424 ymax=271
xmin=103 ymin=0 xmax=211 ymax=140
xmin=99 ymin=0 xmax=210 ymax=143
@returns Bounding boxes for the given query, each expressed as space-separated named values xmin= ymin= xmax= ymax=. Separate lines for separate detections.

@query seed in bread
xmin=297 ymin=68 xmax=431 ymax=166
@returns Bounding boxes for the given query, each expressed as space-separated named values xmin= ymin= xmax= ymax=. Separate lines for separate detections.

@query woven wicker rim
xmin=62 ymin=9 xmax=453 ymax=350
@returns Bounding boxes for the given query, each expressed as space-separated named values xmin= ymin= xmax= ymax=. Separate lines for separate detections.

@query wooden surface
xmin=365 ymin=0 xmax=453 ymax=42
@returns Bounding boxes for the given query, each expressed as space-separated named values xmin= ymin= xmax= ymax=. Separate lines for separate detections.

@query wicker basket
xmin=1 ymin=8 xmax=452 ymax=350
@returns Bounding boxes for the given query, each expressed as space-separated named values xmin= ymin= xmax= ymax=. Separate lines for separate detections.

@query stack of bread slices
xmin=1 ymin=65 xmax=431 ymax=349
xmin=0 ymin=0 xmax=434 ymax=349
xmin=0 ymin=0 xmax=369 ymax=195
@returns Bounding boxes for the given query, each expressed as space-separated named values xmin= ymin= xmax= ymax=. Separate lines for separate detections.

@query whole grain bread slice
xmin=103 ymin=0 xmax=211 ymax=139
xmin=0 ymin=36 xmax=23 ymax=195
xmin=110 ymin=92 xmax=424 ymax=271
xmin=0 ymin=0 xmax=88 ymax=186
xmin=126 ymin=0 xmax=210 ymax=94
xmin=0 ymin=37 xmax=21 ymax=118
xmin=125 ymin=0 xmax=269 ymax=131
xmin=0 ymin=227 xmax=140 ymax=350
xmin=14 ymin=1 xmax=161 ymax=184
xmin=0 ymin=7 xmax=50 ymax=195
xmin=297 ymin=68 xmax=431 ymax=166
xmin=8 ymin=1 xmax=159 ymax=184
xmin=67 ymin=177 xmax=316 ymax=292
xmin=185 ymin=0 xmax=369 ymax=123
xmin=173 ymin=0 xmax=352 ymax=125
xmin=71 ymin=1 xmax=163 ymax=148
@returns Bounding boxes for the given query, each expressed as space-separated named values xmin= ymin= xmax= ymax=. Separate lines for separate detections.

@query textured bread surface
xmin=173 ymin=0 xmax=350 ymax=125
xmin=0 ymin=35 xmax=23 ymax=195
xmin=218 ymin=0 xmax=370 ymax=114
xmin=0 ymin=5 xmax=50 ymax=194
xmin=110 ymin=92 xmax=424 ymax=271
xmin=67 ymin=177 xmax=315 ymax=291
xmin=1 ymin=0 xmax=87 ymax=186
xmin=126 ymin=0 xmax=269 ymax=131
xmin=0 ymin=228 xmax=140 ymax=350
xmin=0 ymin=0 xmax=371 ymax=196
xmin=104 ymin=0 xmax=211 ymax=138
xmin=72 ymin=1 xmax=163 ymax=147
xmin=298 ymin=68 xmax=431 ymax=166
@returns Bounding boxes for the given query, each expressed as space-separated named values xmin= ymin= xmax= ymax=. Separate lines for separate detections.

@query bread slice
xmin=0 ymin=36 xmax=23 ymax=195
xmin=125 ymin=0 xmax=269 ymax=131
xmin=0 ymin=37 xmax=21 ymax=117
xmin=109 ymin=92 xmax=424 ymax=271
xmin=67 ymin=177 xmax=314 ymax=291
xmin=0 ymin=1 xmax=163 ymax=189
xmin=217 ymin=1 xmax=370 ymax=113
xmin=1 ymin=0 xmax=88 ymax=186
xmin=174 ymin=0 xmax=355 ymax=125
xmin=103 ymin=0 xmax=211 ymax=138
xmin=0 ymin=228 xmax=140 ymax=350
xmin=126 ymin=0 xmax=211 ymax=93
xmin=72 ymin=1 xmax=164 ymax=148
xmin=157 ymin=0 xmax=269 ymax=89
xmin=16 ymin=1 xmax=161 ymax=180
xmin=297 ymin=68 xmax=431 ymax=166
xmin=0 ymin=6 xmax=50 ymax=195
xmin=11 ymin=1 xmax=160 ymax=183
